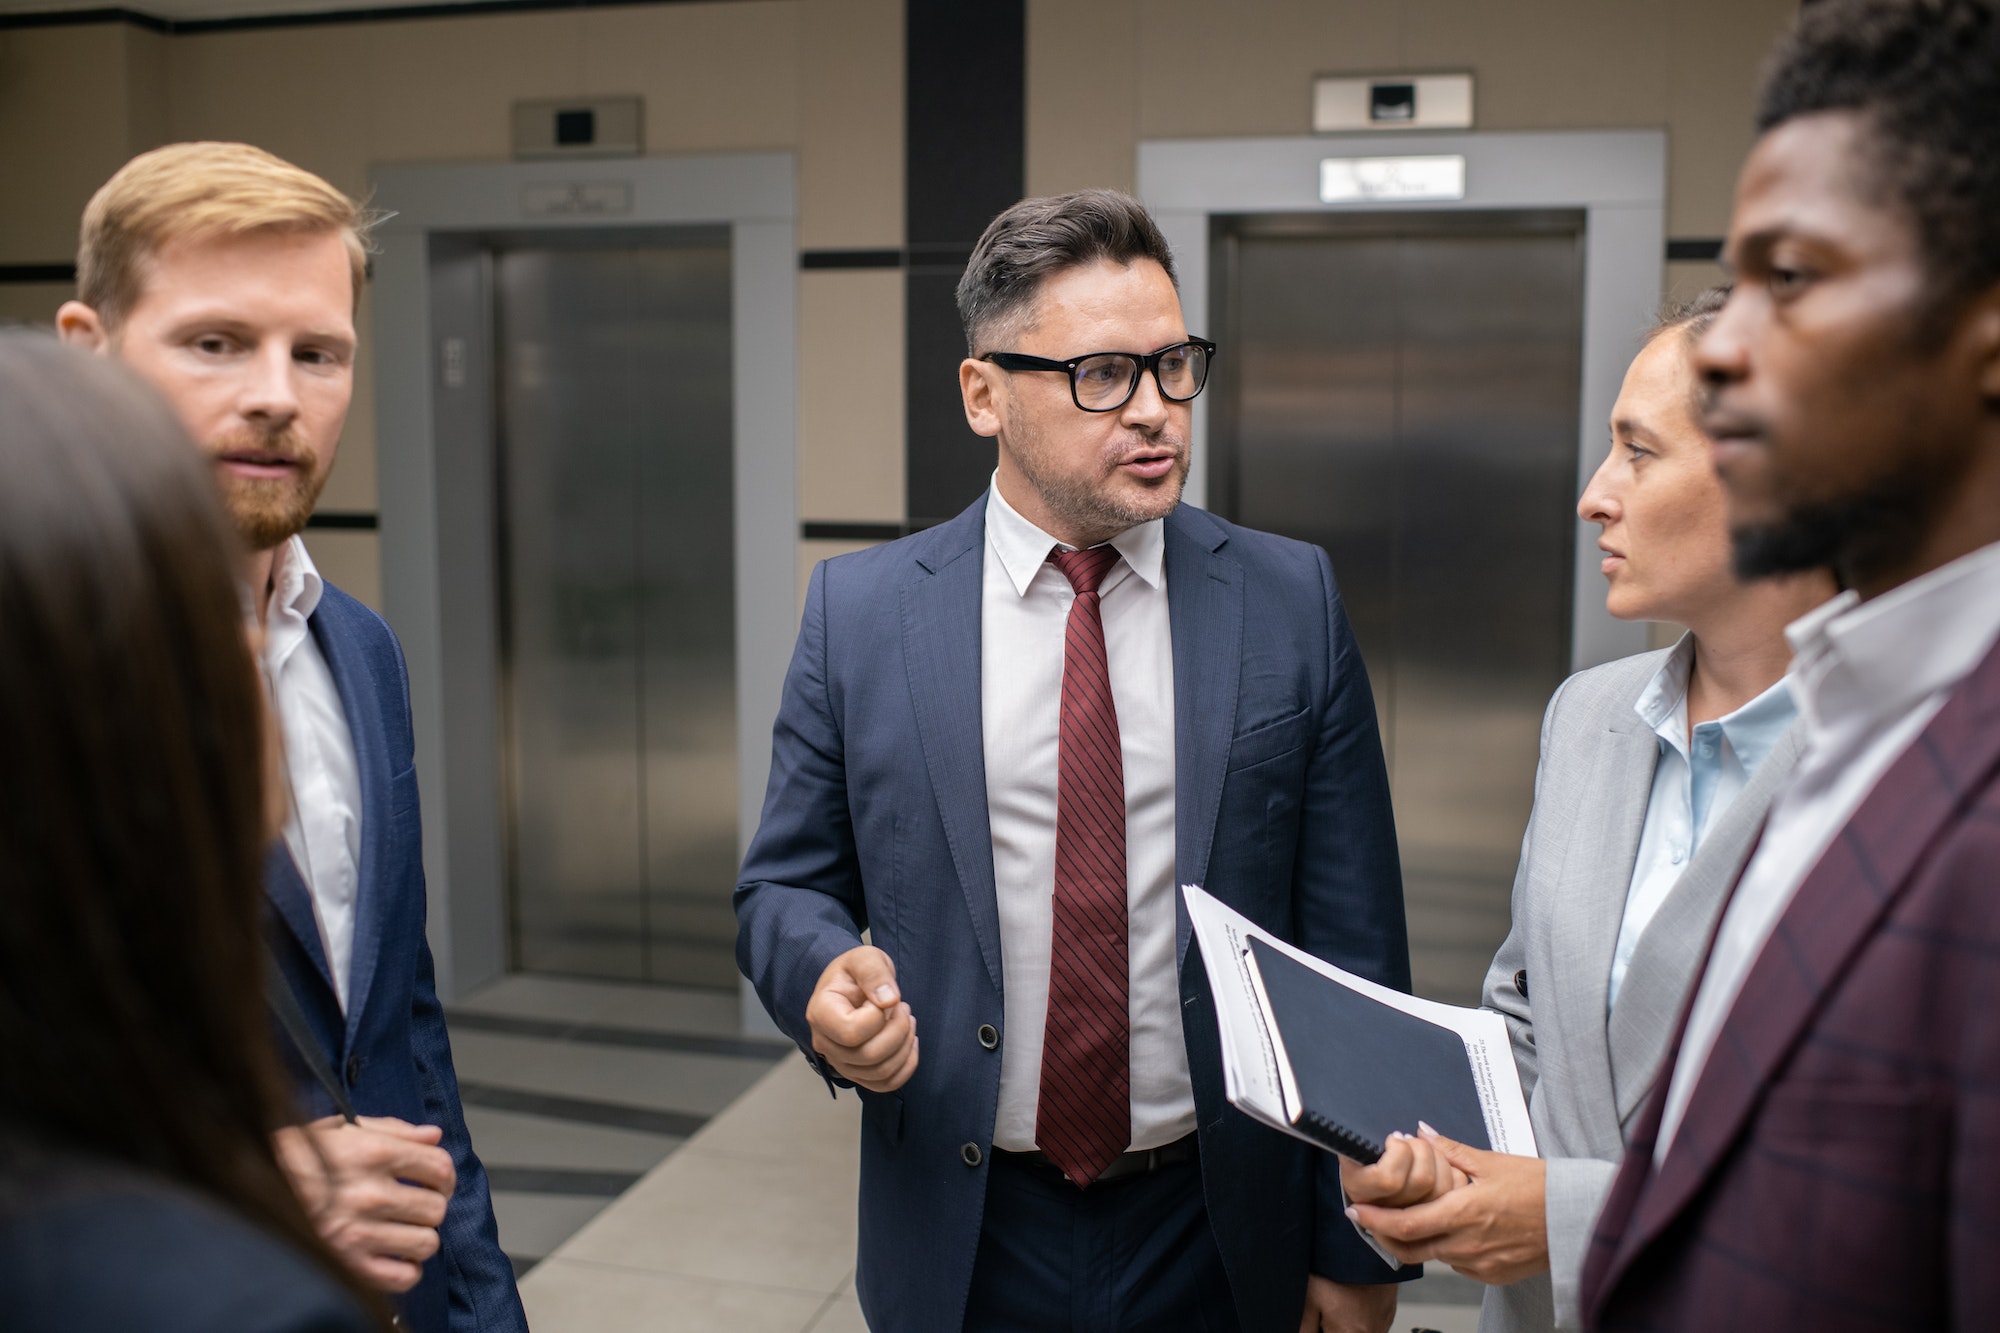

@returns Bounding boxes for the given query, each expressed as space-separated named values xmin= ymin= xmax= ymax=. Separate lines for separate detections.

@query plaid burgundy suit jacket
xmin=1579 ymin=634 xmax=2000 ymax=1332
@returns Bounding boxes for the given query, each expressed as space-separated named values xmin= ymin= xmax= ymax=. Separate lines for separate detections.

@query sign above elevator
xmin=1319 ymin=155 xmax=1467 ymax=203
xmin=513 ymin=96 xmax=644 ymax=161
xmin=1312 ymin=73 xmax=1474 ymax=133
xmin=520 ymin=180 xmax=635 ymax=220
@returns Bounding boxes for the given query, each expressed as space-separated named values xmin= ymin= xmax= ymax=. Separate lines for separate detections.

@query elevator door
xmin=495 ymin=234 xmax=738 ymax=987
xmin=1212 ymin=212 xmax=1583 ymax=1005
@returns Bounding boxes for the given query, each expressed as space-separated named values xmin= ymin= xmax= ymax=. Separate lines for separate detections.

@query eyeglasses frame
xmin=980 ymin=337 xmax=1219 ymax=413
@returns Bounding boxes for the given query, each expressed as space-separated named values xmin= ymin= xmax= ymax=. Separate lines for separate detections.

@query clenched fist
xmin=806 ymin=945 xmax=919 ymax=1092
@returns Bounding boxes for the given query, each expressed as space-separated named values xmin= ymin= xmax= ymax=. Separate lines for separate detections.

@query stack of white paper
xmin=1182 ymin=884 xmax=1537 ymax=1157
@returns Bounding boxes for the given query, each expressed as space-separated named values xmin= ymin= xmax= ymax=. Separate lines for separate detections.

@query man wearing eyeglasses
xmin=736 ymin=190 xmax=1411 ymax=1332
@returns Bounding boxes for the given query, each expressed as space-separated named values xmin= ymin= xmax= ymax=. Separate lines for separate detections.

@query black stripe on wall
xmin=305 ymin=511 xmax=379 ymax=531
xmin=801 ymin=521 xmax=907 ymax=542
xmin=0 ymin=7 xmax=169 ymax=30
xmin=0 ymin=0 xmax=736 ymax=34
xmin=1666 ymin=238 xmax=1726 ymax=262
xmin=800 ymin=249 xmax=905 ymax=271
xmin=904 ymin=240 xmax=975 ymax=272
xmin=903 ymin=0 xmax=1023 ymax=531
xmin=0 ymin=264 xmax=76 ymax=284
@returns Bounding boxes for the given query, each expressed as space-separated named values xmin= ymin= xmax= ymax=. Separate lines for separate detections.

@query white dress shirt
xmin=1656 ymin=539 xmax=2000 ymax=1164
xmin=1607 ymin=638 xmax=1797 ymax=1011
xmin=259 ymin=535 xmax=364 ymax=1012
xmin=981 ymin=480 xmax=1196 ymax=1153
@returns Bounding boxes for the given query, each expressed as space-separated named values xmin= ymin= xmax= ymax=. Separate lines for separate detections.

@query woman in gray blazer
xmin=1342 ymin=289 xmax=1835 ymax=1331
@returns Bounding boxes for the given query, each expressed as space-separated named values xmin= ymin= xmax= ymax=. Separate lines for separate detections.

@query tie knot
xmin=1049 ymin=545 xmax=1120 ymax=596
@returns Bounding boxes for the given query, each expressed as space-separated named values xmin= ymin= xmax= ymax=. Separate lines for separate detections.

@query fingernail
xmin=1418 ymin=1120 xmax=1439 ymax=1139
xmin=1345 ymin=1206 xmax=1360 ymax=1223
xmin=873 ymin=985 xmax=897 ymax=1004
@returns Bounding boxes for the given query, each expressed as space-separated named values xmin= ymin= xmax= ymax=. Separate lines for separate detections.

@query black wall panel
xmin=904 ymin=0 xmax=1024 ymax=527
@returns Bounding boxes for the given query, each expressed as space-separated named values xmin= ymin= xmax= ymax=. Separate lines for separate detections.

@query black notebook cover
xmin=1247 ymin=937 xmax=1492 ymax=1163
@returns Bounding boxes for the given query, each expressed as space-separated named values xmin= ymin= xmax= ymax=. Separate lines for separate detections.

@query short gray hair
xmin=955 ymin=190 xmax=1178 ymax=355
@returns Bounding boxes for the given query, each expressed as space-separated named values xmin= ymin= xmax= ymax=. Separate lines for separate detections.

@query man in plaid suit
xmin=1580 ymin=2 xmax=2000 ymax=1329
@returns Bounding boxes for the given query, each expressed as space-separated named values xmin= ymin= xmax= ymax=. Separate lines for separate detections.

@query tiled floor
xmin=454 ymin=973 xmax=1485 ymax=1330
xmin=517 ymin=1053 xmax=863 ymax=1332
xmin=446 ymin=974 xmax=790 ymax=1274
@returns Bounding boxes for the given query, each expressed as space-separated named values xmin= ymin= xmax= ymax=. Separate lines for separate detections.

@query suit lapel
xmin=266 ymin=841 xmax=337 ymax=991
xmin=1550 ymin=707 xmax=1656 ymax=1134
xmin=900 ymin=504 xmax=1004 ymax=994
xmin=306 ymin=596 xmax=389 ymax=1039
xmin=1605 ymin=638 xmax=2000 ymax=1293
xmin=1606 ymin=725 xmax=1803 ymax=1123
xmin=1165 ymin=507 xmax=1242 ymax=964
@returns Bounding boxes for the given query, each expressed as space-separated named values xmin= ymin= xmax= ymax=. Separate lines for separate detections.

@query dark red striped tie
xmin=1036 ymin=544 xmax=1130 ymax=1189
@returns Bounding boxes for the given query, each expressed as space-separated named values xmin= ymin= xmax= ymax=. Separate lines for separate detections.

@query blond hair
xmin=77 ymin=142 xmax=373 ymax=327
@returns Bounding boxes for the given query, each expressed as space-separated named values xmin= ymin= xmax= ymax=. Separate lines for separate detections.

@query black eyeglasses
xmin=982 ymin=338 xmax=1217 ymax=412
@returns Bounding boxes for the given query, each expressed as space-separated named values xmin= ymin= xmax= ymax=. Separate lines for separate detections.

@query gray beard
xmin=1009 ymin=437 xmax=1189 ymax=545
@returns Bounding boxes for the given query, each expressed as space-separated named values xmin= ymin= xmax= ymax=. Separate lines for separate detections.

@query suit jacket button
xmin=345 ymin=1054 xmax=363 ymax=1084
xmin=960 ymin=1142 xmax=983 ymax=1167
xmin=977 ymin=1024 xmax=999 ymax=1050
xmin=1513 ymin=969 xmax=1529 ymax=1001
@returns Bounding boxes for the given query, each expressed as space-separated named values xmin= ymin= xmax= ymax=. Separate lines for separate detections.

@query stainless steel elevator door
xmin=1212 ymin=212 xmax=1583 ymax=1005
xmin=495 ymin=235 xmax=738 ymax=986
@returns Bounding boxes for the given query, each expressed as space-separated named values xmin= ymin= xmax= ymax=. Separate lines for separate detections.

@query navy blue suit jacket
xmin=736 ymin=499 xmax=1412 ymax=1333
xmin=265 ymin=583 xmax=525 ymax=1333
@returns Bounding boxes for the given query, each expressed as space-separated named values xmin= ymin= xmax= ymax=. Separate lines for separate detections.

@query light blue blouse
xmin=1606 ymin=636 xmax=1797 ymax=1012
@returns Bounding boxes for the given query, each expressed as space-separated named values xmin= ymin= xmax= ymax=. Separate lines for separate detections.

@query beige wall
xmin=0 ymin=281 xmax=75 ymax=326
xmin=1666 ymin=257 xmax=1730 ymax=304
xmin=1028 ymin=0 xmax=1796 ymax=241
xmin=0 ymin=0 xmax=901 ymax=611
xmin=0 ymin=25 xmax=163 ymax=260
xmin=798 ymin=268 xmax=904 ymax=522
xmin=3 ymin=0 xmax=1801 ymax=613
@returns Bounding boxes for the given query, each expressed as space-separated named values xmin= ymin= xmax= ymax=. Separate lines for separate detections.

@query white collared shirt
xmin=259 ymin=536 xmax=364 ymax=1012
xmin=1608 ymin=638 xmax=1797 ymax=1012
xmin=981 ymin=480 xmax=1195 ymax=1153
xmin=1656 ymin=540 xmax=2000 ymax=1164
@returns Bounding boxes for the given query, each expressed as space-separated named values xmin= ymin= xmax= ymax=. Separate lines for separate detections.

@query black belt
xmin=992 ymin=1132 xmax=1198 ymax=1185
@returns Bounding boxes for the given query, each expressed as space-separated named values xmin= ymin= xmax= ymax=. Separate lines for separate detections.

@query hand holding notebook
xmin=1182 ymin=884 xmax=1536 ymax=1162
xmin=1182 ymin=885 xmax=1536 ymax=1270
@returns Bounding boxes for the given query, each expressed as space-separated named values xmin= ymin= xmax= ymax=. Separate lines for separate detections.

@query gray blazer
xmin=1475 ymin=642 xmax=1802 ymax=1333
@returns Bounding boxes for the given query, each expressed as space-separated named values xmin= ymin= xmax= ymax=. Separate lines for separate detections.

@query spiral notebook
xmin=1180 ymin=884 xmax=1535 ymax=1164
xmin=1244 ymin=936 xmax=1492 ymax=1162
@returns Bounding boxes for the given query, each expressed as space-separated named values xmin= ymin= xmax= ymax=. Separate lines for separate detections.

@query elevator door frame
xmin=1139 ymin=129 xmax=1663 ymax=675
xmin=369 ymin=155 xmax=795 ymax=1029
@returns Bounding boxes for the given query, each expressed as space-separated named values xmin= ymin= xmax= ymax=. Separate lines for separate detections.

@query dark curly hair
xmin=956 ymin=190 xmax=1178 ymax=356
xmin=1758 ymin=0 xmax=2000 ymax=318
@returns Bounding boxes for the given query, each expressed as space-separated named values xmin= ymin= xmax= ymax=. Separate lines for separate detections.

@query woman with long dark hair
xmin=0 ymin=331 xmax=388 ymax=1331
